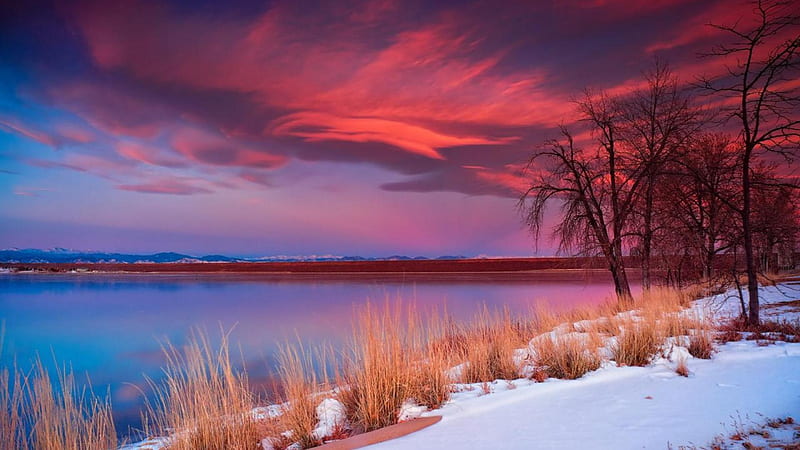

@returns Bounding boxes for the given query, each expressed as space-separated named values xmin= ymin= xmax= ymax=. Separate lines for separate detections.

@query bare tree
xmin=697 ymin=0 xmax=800 ymax=325
xmin=519 ymin=99 xmax=639 ymax=302
xmin=620 ymin=61 xmax=702 ymax=290
xmin=659 ymin=133 xmax=741 ymax=281
xmin=751 ymin=165 xmax=800 ymax=272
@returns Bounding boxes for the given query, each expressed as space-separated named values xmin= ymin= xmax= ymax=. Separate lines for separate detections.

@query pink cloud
xmin=0 ymin=118 xmax=58 ymax=147
xmin=116 ymin=141 xmax=186 ymax=168
xmin=13 ymin=187 xmax=51 ymax=197
xmin=47 ymin=82 xmax=170 ymax=138
xmin=116 ymin=178 xmax=212 ymax=195
xmin=53 ymin=123 xmax=96 ymax=144
xmin=468 ymin=164 xmax=531 ymax=194
xmin=555 ymin=0 xmax=696 ymax=21
xmin=170 ymin=126 xmax=288 ymax=168
xmin=238 ymin=170 xmax=273 ymax=187
xmin=645 ymin=1 xmax=757 ymax=53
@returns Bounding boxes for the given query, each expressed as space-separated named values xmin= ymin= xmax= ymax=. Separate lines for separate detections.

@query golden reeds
xmin=0 ymin=360 xmax=116 ymax=450
xmin=142 ymin=329 xmax=262 ymax=450
xmin=530 ymin=331 xmax=602 ymax=380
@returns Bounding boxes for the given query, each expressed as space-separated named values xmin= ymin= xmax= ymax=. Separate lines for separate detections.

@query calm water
xmin=0 ymin=271 xmax=636 ymax=434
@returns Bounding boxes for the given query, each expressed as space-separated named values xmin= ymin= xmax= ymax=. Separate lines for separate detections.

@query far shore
xmin=0 ymin=257 xmax=647 ymax=278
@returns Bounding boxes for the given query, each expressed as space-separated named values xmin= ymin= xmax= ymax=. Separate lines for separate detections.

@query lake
xmin=0 ymin=271 xmax=636 ymax=435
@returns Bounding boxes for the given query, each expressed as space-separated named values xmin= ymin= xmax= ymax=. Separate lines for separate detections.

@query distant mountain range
xmin=0 ymin=248 xmax=468 ymax=264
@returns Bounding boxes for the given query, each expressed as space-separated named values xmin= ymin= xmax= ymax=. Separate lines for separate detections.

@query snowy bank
xmin=366 ymin=282 xmax=800 ymax=450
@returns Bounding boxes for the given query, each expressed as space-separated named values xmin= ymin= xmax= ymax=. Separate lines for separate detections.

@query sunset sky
xmin=0 ymin=0 xmax=758 ymax=257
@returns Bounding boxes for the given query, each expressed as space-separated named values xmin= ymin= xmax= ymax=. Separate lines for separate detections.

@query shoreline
xmin=0 ymin=267 xmax=640 ymax=284
xmin=0 ymin=257 xmax=642 ymax=276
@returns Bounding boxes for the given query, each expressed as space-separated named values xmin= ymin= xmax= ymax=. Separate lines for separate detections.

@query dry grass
xmin=612 ymin=318 xmax=663 ymax=367
xmin=27 ymin=362 xmax=117 ymax=450
xmin=142 ymin=329 xmax=263 ymax=450
xmin=0 ymin=366 xmax=23 ymax=450
xmin=407 ymin=311 xmax=456 ymax=410
xmin=675 ymin=356 xmax=689 ymax=377
xmin=0 ymin=360 xmax=117 ymax=450
xmin=460 ymin=307 xmax=524 ymax=383
xmin=528 ymin=302 xmax=563 ymax=334
xmin=717 ymin=317 xmax=800 ymax=344
xmin=585 ymin=315 xmax=623 ymax=336
xmin=531 ymin=332 xmax=602 ymax=380
xmin=716 ymin=329 xmax=743 ymax=344
xmin=657 ymin=312 xmax=703 ymax=338
xmin=639 ymin=288 xmax=689 ymax=317
xmin=337 ymin=303 xmax=420 ymax=433
xmin=687 ymin=329 xmax=715 ymax=359
xmin=275 ymin=342 xmax=326 ymax=449
xmin=408 ymin=344 xmax=451 ymax=410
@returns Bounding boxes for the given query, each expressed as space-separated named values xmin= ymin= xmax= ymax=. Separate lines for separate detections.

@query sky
xmin=0 ymin=0 xmax=764 ymax=257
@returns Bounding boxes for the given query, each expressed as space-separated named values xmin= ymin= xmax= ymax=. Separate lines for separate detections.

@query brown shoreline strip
xmin=0 ymin=257 xmax=621 ymax=274
xmin=316 ymin=416 xmax=442 ymax=450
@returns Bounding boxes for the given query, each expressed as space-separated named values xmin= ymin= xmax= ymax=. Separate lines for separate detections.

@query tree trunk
xmin=733 ymin=268 xmax=747 ymax=320
xmin=703 ymin=230 xmax=715 ymax=280
xmin=641 ymin=239 xmax=651 ymax=291
xmin=742 ymin=154 xmax=760 ymax=326
xmin=609 ymin=247 xmax=633 ymax=304
xmin=641 ymin=180 xmax=654 ymax=291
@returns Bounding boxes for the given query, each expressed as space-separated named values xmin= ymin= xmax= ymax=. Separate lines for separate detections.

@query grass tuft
xmin=1 ymin=360 xmax=117 ymax=450
xmin=687 ymin=329 xmax=715 ymax=359
xmin=531 ymin=332 xmax=601 ymax=380
xmin=142 ymin=329 xmax=262 ymax=450
xmin=675 ymin=356 xmax=689 ymax=377
xmin=460 ymin=307 xmax=523 ymax=383
xmin=337 ymin=303 xmax=445 ymax=433
xmin=275 ymin=342 xmax=326 ymax=449
xmin=612 ymin=318 xmax=663 ymax=367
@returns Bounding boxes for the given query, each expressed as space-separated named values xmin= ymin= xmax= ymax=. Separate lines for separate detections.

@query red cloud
xmin=30 ymin=0 xmax=770 ymax=201
xmin=468 ymin=164 xmax=531 ymax=194
xmin=270 ymin=112 xmax=515 ymax=160
xmin=71 ymin=1 xmax=571 ymax=154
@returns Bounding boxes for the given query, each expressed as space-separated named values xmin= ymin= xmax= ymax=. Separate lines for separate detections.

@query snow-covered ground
xmin=367 ymin=282 xmax=800 ymax=450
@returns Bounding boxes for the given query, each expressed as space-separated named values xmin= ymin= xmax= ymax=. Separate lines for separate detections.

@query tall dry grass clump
xmin=338 ymin=303 xmax=451 ymax=433
xmin=143 ymin=329 xmax=262 ymax=450
xmin=639 ymin=288 xmax=688 ymax=317
xmin=27 ymin=362 xmax=117 ymax=450
xmin=275 ymin=342 xmax=327 ymax=448
xmin=1 ymin=366 xmax=24 ymax=450
xmin=410 ymin=320 xmax=451 ymax=410
xmin=675 ymin=356 xmax=689 ymax=377
xmin=529 ymin=302 xmax=563 ymax=334
xmin=531 ymin=332 xmax=602 ymax=380
xmin=460 ymin=307 xmax=524 ymax=383
xmin=687 ymin=328 xmax=715 ymax=359
xmin=658 ymin=312 xmax=702 ymax=338
xmin=337 ymin=303 xmax=414 ymax=433
xmin=612 ymin=318 xmax=663 ymax=367
xmin=0 ymin=360 xmax=116 ymax=450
